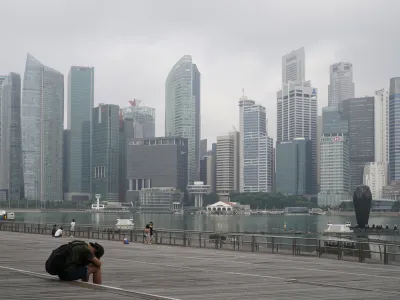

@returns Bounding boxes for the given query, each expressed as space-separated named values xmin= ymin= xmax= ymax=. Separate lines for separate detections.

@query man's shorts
xmin=58 ymin=266 xmax=88 ymax=281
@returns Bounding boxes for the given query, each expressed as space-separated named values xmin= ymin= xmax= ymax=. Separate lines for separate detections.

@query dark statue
xmin=352 ymin=185 xmax=372 ymax=228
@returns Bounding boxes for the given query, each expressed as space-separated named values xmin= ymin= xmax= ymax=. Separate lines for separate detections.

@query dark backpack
xmin=45 ymin=240 xmax=86 ymax=275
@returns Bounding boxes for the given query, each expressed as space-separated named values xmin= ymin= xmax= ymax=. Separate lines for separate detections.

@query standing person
xmin=54 ymin=226 xmax=63 ymax=238
xmin=45 ymin=241 xmax=104 ymax=284
xmin=149 ymin=222 xmax=154 ymax=244
xmin=70 ymin=219 xmax=76 ymax=238
xmin=144 ymin=224 xmax=150 ymax=244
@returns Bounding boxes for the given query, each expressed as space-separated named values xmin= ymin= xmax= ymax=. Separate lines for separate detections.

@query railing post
xmin=215 ymin=235 xmax=219 ymax=249
xmin=88 ymin=227 xmax=90 ymax=239
xmin=251 ymin=235 xmax=255 ymax=252
xmin=155 ymin=231 xmax=158 ymax=244
xmin=130 ymin=230 xmax=133 ymax=243
xmin=271 ymin=237 xmax=275 ymax=253
xmin=183 ymin=231 xmax=187 ymax=247
xmin=384 ymin=244 xmax=388 ymax=265
xmin=169 ymin=232 xmax=172 ymax=245
xmin=317 ymin=239 xmax=321 ymax=257
xmin=358 ymin=242 xmax=363 ymax=263
xmin=37 ymin=224 xmax=40 ymax=234
xmin=199 ymin=233 xmax=202 ymax=248
xmin=292 ymin=238 xmax=296 ymax=255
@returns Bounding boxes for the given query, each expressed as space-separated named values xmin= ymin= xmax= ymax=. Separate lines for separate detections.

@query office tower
xmin=277 ymin=78 xmax=317 ymax=193
xmin=340 ymin=97 xmax=374 ymax=191
xmin=216 ymin=131 xmax=239 ymax=200
xmin=208 ymin=143 xmax=217 ymax=193
xmin=276 ymin=139 xmax=312 ymax=195
xmin=318 ymin=134 xmax=350 ymax=206
xmin=118 ymin=114 xmax=136 ymax=202
xmin=282 ymin=47 xmax=305 ymax=83
xmin=63 ymin=129 xmax=70 ymax=196
xmin=126 ymin=137 xmax=188 ymax=192
xmin=121 ymin=99 xmax=155 ymax=138
xmin=322 ymin=105 xmax=349 ymax=135
xmin=200 ymin=139 xmax=207 ymax=159
xmin=328 ymin=62 xmax=355 ymax=107
xmin=0 ymin=73 xmax=24 ymax=204
xmin=316 ymin=115 xmax=322 ymax=192
xmin=65 ymin=66 xmax=94 ymax=201
xmin=165 ymin=55 xmax=200 ymax=184
xmin=363 ymin=162 xmax=386 ymax=199
xmin=92 ymin=104 xmax=120 ymax=202
xmin=389 ymin=78 xmax=400 ymax=182
xmin=21 ymin=54 xmax=64 ymax=203
xmin=199 ymin=156 xmax=208 ymax=184
xmin=374 ymin=89 xmax=389 ymax=165
xmin=239 ymin=96 xmax=274 ymax=192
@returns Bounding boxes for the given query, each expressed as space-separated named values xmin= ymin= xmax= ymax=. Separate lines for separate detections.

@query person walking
xmin=149 ymin=222 xmax=154 ymax=244
xmin=144 ymin=224 xmax=150 ymax=244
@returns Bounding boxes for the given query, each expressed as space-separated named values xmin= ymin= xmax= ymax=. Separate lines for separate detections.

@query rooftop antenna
xmin=242 ymin=88 xmax=245 ymax=97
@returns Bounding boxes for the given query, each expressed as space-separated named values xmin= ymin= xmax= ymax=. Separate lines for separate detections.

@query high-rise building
xmin=208 ymin=143 xmax=217 ymax=193
xmin=318 ymin=134 xmax=350 ymax=206
xmin=21 ymin=54 xmax=64 ymax=203
xmin=322 ymin=105 xmax=349 ymax=135
xmin=363 ymin=162 xmax=387 ymax=199
xmin=0 ymin=73 xmax=24 ymax=203
xmin=63 ymin=129 xmax=70 ymax=197
xmin=340 ymin=97 xmax=374 ymax=191
xmin=374 ymin=89 xmax=389 ymax=164
xmin=126 ymin=137 xmax=188 ymax=192
xmin=200 ymin=139 xmax=207 ymax=159
xmin=276 ymin=139 xmax=312 ymax=195
xmin=239 ymin=96 xmax=274 ymax=192
xmin=121 ymin=99 xmax=155 ymax=138
xmin=389 ymin=78 xmax=400 ymax=182
xmin=216 ymin=131 xmax=239 ymax=200
xmin=282 ymin=47 xmax=305 ymax=83
xmin=65 ymin=66 xmax=94 ymax=201
xmin=328 ymin=62 xmax=355 ymax=107
xmin=277 ymin=79 xmax=317 ymax=194
xmin=165 ymin=55 xmax=200 ymax=184
xmin=316 ymin=115 xmax=322 ymax=193
xmin=92 ymin=104 xmax=120 ymax=202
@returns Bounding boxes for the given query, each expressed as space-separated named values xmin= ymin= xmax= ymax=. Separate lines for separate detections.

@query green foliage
xmin=338 ymin=201 xmax=353 ymax=211
xmin=228 ymin=192 xmax=318 ymax=209
xmin=391 ymin=201 xmax=400 ymax=212
xmin=203 ymin=193 xmax=219 ymax=206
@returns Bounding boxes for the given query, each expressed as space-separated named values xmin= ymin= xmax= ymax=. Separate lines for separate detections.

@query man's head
xmin=89 ymin=242 xmax=104 ymax=259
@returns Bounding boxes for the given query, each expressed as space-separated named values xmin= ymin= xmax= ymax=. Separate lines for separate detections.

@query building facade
xmin=389 ymin=78 xmax=400 ymax=182
xmin=121 ymin=100 xmax=155 ymax=138
xmin=363 ymin=162 xmax=387 ymax=199
xmin=374 ymin=89 xmax=389 ymax=165
xmin=91 ymin=104 xmax=120 ymax=202
xmin=316 ymin=115 xmax=322 ymax=193
xmin=0 ymin=73 xmax=24 ymax=203
xmin=21 ymin=54 xmax=64 ymax=203
xmin=66 ymin=66 xmax=94 ymax=201
xmin=328 ymin=62 xmax=355 ymax=107
xmin=318 ymin=134 xmax=350 ymax=207
xmin=216 ymin=131 xmax=240 ymax=200
xmin=239 ymin=97 xmax=273 ymax=192
xmin=138 ymin=187 xmax=183 ymax=213
xmin=282 ymin=47 xmax=305 ymax=83
xmin=165 ymin=55 xmax=200 ymax=184
xmin=275 ymin=138 xmax=312 ymax=195
xmin=340 ymin=97 xmax=375 ymax=191
xmin=126 ymin=137 xmax=188 ymax=192
xmin=277 ymin=79 xmax=317 ymax=194
xmin=322 ymin=105 xmax=349 ymax=135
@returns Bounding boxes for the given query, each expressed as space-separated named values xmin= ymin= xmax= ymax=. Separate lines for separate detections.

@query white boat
xmin=309 ymin=208 xmax=326 ymax=215
xmin=115 ymin=218 xmax=134 ymax=230
xmin=1 ymin=210 xmax=15 ymax=220
xmin=324 ymin=223 xmax=353 ymax=235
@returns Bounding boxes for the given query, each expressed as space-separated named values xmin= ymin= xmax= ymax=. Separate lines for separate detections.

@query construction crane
xmin=232 ymin=126 xmax=238 ymax=132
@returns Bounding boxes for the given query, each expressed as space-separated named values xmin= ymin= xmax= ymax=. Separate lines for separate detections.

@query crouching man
xmin=45 ymin=240 xmax=104 ymax=284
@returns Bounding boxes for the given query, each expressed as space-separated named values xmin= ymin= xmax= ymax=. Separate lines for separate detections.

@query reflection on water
xmin=13 ymin=211 xmax=400 ymax=234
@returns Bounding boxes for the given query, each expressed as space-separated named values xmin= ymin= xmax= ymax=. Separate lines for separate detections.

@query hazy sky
xmin=1 ymin=0 xmax=399 ymax=146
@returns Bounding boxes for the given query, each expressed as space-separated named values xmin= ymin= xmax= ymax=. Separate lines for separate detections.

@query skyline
xmin=1 ymin=0 xmax=400 ymax=144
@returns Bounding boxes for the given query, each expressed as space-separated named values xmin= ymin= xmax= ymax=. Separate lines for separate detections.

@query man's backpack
xmin=45 ymin=240 xmax=86 ymax=275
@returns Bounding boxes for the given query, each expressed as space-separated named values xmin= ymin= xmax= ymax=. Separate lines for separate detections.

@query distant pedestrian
xmin=144 ymin=224 xmax=150 ymax=244
xmin=70 ymin=219 xmax=76 ymax=237
xmin=51 ymin=224 xmax=57 ymax=237
xmin=54 ymin=226 xmax=63 ymax=238
xmin=149 ymin=222 xmax=154 ymax=244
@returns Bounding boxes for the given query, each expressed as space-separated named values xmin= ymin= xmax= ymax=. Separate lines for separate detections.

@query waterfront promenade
xmin=1 ymin=231 xmax=400 ymax=299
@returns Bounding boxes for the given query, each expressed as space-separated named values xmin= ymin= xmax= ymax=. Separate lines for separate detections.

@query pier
xmin=1 ymin=230 xmax=400 ymax=299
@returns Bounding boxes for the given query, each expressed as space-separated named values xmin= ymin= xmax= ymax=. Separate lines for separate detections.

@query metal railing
xmin=1 ymin=221 xmax=400 ymax=266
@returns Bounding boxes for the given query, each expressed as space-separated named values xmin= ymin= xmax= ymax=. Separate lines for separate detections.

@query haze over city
xmin=1 ymin=0 xmax=399 ymax=143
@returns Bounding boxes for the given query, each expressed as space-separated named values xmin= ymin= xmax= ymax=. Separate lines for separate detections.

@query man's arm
xmin=89 ymin=256 xmax=102 ymax=268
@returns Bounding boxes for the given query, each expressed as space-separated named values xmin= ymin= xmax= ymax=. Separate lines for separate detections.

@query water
xmin=13 ymin=211 xmax=400 ymax=234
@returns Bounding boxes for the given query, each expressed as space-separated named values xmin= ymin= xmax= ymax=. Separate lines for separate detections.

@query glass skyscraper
xmin=121 ymin=100 xmax=155 ymax=138
xmin=165 ymin=55 xmax=200 ymax=184
xmin=389 ymin=78 xmax=400 ymax=182
xmin=0 ymin=73 xmax=24 ymax=203
xmin=21 ymin=54 xmax=64 ymax=203
xmin=66 ymin=66 xmax=94 ymax=198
